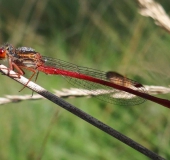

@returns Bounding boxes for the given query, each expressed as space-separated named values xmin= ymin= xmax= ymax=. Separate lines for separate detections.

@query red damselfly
xmin=0 ymin=44 xmax=170 ymax=108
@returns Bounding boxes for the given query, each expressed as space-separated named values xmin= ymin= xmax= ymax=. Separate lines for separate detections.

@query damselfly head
xmin=0 ymin=44 xmax=15 ymax=59
xmin=0 ymin=43 xmax=12 ymax=59
xmin=0 ymin=47 xmax=6 ymax=59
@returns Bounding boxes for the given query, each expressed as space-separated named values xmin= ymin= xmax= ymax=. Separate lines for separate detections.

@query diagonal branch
xmin=0 ymin=64 xmax=165 ymax=160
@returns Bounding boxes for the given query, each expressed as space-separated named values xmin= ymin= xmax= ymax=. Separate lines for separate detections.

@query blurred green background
xmin=0 ymin=0 xmax=170 ymax=159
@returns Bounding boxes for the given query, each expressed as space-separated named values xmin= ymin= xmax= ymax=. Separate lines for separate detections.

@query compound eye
xmin=0 ymin=48 xmax=6 ymax=59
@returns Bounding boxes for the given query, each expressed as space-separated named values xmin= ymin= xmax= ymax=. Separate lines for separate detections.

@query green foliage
xmin=0 ymin=0 xmax=170 ymax=159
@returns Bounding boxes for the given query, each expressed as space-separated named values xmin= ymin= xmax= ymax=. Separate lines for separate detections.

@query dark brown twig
xmin=0 ymin=64 xmax=165 ymax=160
